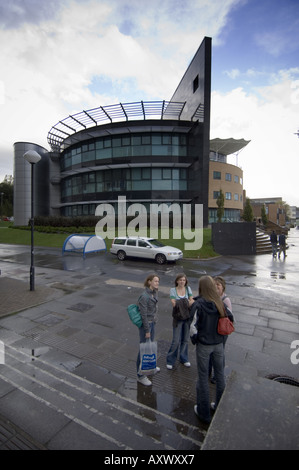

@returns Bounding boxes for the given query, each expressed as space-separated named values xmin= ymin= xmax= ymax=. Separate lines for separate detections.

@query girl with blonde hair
xmin=190 ymin=275 xmax=233 ymax=424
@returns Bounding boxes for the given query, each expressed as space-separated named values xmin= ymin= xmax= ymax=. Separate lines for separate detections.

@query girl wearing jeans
xmin=137 ymin=274 xmax=160 ymax=386
xmin=190 ymin=275 xmax=234 ymax=424
xmin=166 ymin=274 xmax=194 ymax=369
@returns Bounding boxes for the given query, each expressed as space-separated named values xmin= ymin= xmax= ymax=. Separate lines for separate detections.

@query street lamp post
xmin=23 ymin=150 xmax=41 ymax=291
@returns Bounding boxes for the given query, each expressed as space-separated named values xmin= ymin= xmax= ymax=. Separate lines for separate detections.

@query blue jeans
xmin=137 ymin=322 xmax=155 ymax=377
xmin=196 ymin=342 xmax=225 ymax=423
xmin=166 ymin=320 xmax=190 ymax=366
xmin=209 ymin=336 xmax=227 ymax=377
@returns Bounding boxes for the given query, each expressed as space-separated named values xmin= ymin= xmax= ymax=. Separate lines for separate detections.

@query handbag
xmin=218 ymin=316 xmax=235 ymax=335
xmin=139 ymin=339 xmax=157 ymax=375
xmin=127 ymin=303 xmax=142 ymax=328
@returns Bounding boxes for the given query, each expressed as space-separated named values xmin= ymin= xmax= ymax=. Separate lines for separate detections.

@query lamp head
xmin=23 ymin=150 xmax=41 ymax=164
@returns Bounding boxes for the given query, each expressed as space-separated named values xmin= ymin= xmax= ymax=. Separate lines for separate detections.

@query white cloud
xmin=211 ymin=70 xmax=299 ymax=205
xmin=224 ymin=69 xmax=240 ymax=80
xmin=255 ymin=32 xmax=287 ymax=58
xmin=1 ymin=0 xmax=298 ymax=209
xmin=0 ymin=0 xmax=239 ymax=164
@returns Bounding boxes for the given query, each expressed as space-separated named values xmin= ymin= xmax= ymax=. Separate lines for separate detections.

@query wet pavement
xmin=0 ymin=228 xmax=298 ymax=450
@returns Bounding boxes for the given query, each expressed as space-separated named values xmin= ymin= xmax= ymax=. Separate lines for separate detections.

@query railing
xmin=47 ymin=100 xmax=187 ymax=151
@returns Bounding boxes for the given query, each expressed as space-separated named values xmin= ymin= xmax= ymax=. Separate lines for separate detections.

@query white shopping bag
xmin=139 ymin=340 xmax=157 ymax=375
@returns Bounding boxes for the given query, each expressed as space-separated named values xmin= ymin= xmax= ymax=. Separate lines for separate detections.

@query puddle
xmin=22 ymin=346 xmax=50 ymax=362
xmin=270 ymin=272 xmax=286 ymax=280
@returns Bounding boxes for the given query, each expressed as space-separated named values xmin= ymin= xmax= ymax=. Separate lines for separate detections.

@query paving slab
xmin=202 ymin=370 xmax=299 ymax=450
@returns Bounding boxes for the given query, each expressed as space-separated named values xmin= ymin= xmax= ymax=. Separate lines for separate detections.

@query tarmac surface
xmin=0 ymin=228 xmax=298 ymax=451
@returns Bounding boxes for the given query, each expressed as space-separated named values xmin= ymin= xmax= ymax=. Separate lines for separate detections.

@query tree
xmin=216 ymin=189 xmax=224 ymax=222
xmin=261 ymin=205 xmax=268 ymax=225
xmin=0 ymin=178 xmax=13 ymax=217
xmin=243 ymin=198 xmax=254 ymax=222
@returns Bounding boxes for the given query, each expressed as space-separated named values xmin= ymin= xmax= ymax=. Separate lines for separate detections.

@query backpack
xmin=127 ymin=303 xmax=142 ymax=328
xmin=172 ymin=298 xmax=190 ymax=321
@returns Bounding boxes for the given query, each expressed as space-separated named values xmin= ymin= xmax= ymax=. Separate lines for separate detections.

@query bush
xmin=33 ymin=216 xmax=99 ymax=228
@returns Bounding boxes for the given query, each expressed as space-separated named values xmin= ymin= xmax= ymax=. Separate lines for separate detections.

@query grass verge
xmin=0 ymin=222 xmax=219 ymax=258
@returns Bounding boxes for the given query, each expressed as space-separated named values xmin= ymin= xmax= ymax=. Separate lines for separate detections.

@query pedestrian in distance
xmin=270 ymin=230 xmax=278 ymax=258
xmin=137 ymin=274 xmax=160 ymax=386
xmin=278 ymin=233 xmax=287 ymax=259
xmin=190 ymin=275 xmax=234 ymax=424
xmin=166 ymin=273 xmax=194 ymax=370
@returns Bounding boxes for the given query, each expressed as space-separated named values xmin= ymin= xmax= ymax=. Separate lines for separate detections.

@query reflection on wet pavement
xmin=1 ymin=229 xmax=299 ymax=301
xmin=1 ymin=229 xmax=299 ymax=449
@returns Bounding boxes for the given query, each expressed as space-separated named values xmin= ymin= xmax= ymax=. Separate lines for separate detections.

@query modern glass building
xmin=14 ymin=37 xmax=248 ymax=227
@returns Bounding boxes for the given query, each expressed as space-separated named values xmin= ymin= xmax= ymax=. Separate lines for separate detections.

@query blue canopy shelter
xmin=62 ymin=234 xmax=106 ymax=258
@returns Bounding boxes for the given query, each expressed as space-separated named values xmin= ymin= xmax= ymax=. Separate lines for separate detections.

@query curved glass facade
xmin=60 ymin=128 xmax=194 ymax=217
xmin=61 ymin=132 xmax=187 ymax=171
xmin=62 ymin=167 xmax=188 ymax=200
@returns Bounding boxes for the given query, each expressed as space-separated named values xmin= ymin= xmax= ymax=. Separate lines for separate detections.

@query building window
xmin=225 ymin=192 xmax=232 ymax=200
xmin=61 ymin=166 xmax=189 ymax=202
xmin=209 ymin=208 xmax=241 ymax=224
xmin=225 ymin=173 xmax=232 ymax=181
xmin=213 ymin=171 xmax=221 ymax=180
xmin=234 ymin=175 xmax=239 ymax=183
xmin=234 ymin=193 xmax=239 ymax=201
xmin=162 ymin=168 xmax=172 ymax=179
xmin=61 ymin=131 xmax=188 ymax=169
xmin=193 ymin=75 xmax=199 ymax=93
xmin=213 ymin=191 xmax=220 ymax=199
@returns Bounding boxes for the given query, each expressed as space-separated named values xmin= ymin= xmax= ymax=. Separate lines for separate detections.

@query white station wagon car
xmin=110 ymin=237 xmax=183 ymax=264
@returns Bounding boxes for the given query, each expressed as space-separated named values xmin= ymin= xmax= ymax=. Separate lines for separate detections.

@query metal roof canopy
xmin=47 ymin=100 xmax=187 ymax=152
xmin=210 ymin=138 xmax=250 ymax=156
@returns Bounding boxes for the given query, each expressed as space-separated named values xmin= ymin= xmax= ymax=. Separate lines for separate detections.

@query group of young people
xmin=136 ymin=272 xmax=234 ymax=425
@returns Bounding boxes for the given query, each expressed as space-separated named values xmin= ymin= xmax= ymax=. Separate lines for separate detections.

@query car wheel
xmin=155 ymin=253 xmax=166 ymax=264
xmin=117 ymin=250 xmax=126 ymax=261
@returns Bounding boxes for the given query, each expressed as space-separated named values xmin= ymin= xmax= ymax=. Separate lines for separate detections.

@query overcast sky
xmin=1 ymin=0 xmax=299 ymax=206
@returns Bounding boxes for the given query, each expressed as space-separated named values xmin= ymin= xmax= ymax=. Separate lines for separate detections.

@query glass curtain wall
xmin=61 ymin=132 xmax=187 ymax=171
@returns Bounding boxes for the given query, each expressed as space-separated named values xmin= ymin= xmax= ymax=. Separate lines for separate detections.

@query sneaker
xmin=137 ymin=376 xmax=152 ymax=386
xmin=155 ymin=367 xmax=160 ymax=373
xmin=210 ymin=402 xmax=216 ymax=411
xmin=166 ymin=364 xmax=173 ymax=370
xmin=183 ymin=362 xmax=191 ymax=367
xmin=194 ymin=405 xmax=211 ymax=425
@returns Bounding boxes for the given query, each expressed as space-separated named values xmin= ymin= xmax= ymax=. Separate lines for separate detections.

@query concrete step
xmin=256 ymin=230 xmax=272 ymax=254
xmin=202 ymin=370 xmax=299 ymax=450
xmin=0 ymin=344 xmax=204 ymax=450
